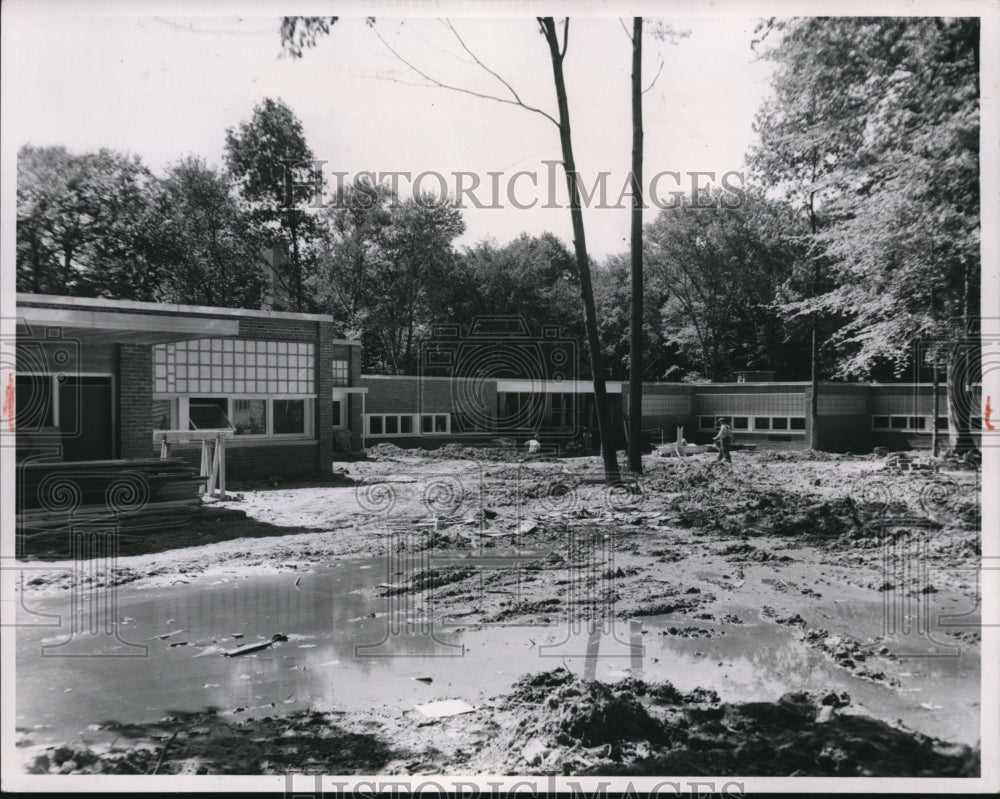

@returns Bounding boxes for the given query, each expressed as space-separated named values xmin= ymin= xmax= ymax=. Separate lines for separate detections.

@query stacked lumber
xmin=16 ymin=458 xmax=204 ymax=534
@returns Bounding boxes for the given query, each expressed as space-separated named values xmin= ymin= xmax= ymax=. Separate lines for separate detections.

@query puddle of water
xmin=15 ymin=556 xmax=980 ymax=751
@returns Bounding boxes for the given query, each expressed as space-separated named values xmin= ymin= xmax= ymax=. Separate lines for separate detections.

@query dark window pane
xmin=15 ymin=375 xmax=54 ymax=430
xmin=754 ymin=417 xmax=771 ymax=430
xmin=189 ymin=398 xmax=230 ymax=429
xmin=772 ymin=417 xmax=788 ymax=430
xmin=370 ymin=416 xmax=382 ymax=435
xmin=435 ymin=415 xmax=447 ymax=432
xmin=910 ymin=416 xmax=926 ymax=430
xmin=273 ymin=399 xmax=305 ymax=434
xmin=890 ymin=417 xmax=908 ymax=429
xmin=422 ymin=415 xmax=433 ymax=433
xmin=400 ymin=415 xmax=413 ymax=434
xmin=385 ymin=416 xmax=398 ymax=434
xmin=732 ymin=417 xmax=749 ymax=430
xmin=790 ymin=417 xmax=806 ymax=430
xmin=936 ymin=416 xmax=949 ymax=430
xmin=872 ymin=416 xmax=890 ymax=429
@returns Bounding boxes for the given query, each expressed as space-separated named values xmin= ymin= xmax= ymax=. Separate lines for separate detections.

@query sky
xmin=4 ymin=2 xmax=777 ymax=259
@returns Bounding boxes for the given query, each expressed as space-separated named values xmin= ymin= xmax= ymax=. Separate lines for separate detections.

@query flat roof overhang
xmin=16 ymin=306 xmax=240 ymax=345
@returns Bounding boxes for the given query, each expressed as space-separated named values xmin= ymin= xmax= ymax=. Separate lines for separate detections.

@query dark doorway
xmin=60 ymin=376 xmax=113 ymax=461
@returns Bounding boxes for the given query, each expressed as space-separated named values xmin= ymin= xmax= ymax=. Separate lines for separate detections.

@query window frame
xmin=872 ymin=414 xmax=931 ymax=432
xmin=367 ymin=413 xmax=451 ymax=437
xmin=171 ymin=394 xmax=315 ymax=440
xmin=331 ymin=359 xmax=350 ymax=387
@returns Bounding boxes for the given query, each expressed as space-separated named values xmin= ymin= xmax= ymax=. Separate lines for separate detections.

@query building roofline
xmin=17 ymin=293 xmax=336 ymax=324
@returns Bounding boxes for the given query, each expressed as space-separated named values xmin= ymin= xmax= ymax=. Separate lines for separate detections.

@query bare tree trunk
xmin=628 ymin=16 xmax=644 ymax=475
xmin=932 ymin=355 xmax=940 ymax=457
xmin=289 ymin=214 xmax=302 ymax=312
xmin=809 ymin=327 xmax=819 ymax=450
xmin=540 ymin=17 xmax=619 ymax=482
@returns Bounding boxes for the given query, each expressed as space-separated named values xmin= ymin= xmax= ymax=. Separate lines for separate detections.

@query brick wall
xmin=118 ymin=343 xmax=152 ymax=459
xmin=348 ymin=343 xmax=364 ymax=451
xmin=315 ymin=327 xmax=334 ymax=472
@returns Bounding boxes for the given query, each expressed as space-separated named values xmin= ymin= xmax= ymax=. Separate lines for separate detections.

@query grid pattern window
xmin=368 ymin=413 xmax=450 ymax=436
xmin=331 ymin=359 xmax=350 ymax=387
xmin=697 ymin=393 xmax=807 ymax=416
xmin=872 ymin=415 xmax=928 ymax=432
xmin=153 ymin=339 xmax=315 ymax=395
xmin=699 ymin=414 xmax=804 ymax=433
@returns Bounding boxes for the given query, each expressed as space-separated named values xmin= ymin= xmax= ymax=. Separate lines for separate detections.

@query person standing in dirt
xmin=713 ymin=416 xmax=733 ymax=464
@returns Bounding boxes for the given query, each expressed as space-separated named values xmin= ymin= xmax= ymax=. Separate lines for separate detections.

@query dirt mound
xmin=665 ymin=480 xmax=911 ymax=544
xmin=492 ymin=668 xmax=669 ymax=766
xmin=480 ymin=669 xmax=979 ymax=776
xmin=23 ymin=710 xmax=393 ymax=775
xmin=365 ymin=443 xmax=415 ymax=460
xmin=426 ymin=443 xmax=527 ymax=462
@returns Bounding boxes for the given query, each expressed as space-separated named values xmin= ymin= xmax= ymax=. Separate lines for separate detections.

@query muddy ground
xmin=15 ymin=446 xmax=982 ymax=776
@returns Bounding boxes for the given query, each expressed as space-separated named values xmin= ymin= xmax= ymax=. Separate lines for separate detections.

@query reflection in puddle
xmin=16 ymin=557 xmax=979 ymax=750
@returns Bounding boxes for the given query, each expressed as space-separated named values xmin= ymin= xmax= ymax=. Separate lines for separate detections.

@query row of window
xmin=698 ymin=415 xmax=806 ymax=433
xmin=366 ymin=413 xmax=450 ymax=436
xmin=871 ymin=415 xmax=950 ymax=432
xmin=694 ymin=414 xmax=952 ymax=434
xmin=152 ymin=396 xmax=314 ymax=439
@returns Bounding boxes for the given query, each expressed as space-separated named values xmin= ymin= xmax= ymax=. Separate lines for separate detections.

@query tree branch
xmin=642 ymin=58 xmax=664 ymax=94
xmin=369 ymin=22 xmax=559 ymax=128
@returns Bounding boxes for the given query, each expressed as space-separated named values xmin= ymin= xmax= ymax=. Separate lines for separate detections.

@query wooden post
xmin=217 ymin=434 xmax=226 ymax=498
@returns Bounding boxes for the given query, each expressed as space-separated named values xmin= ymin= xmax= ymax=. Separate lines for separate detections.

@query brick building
xmin=15 ymin=294 xmax=364 ymax=479
xmin=14 ymin=294 xmax=973 ymax=469
xmin=362 ymin=374 xmax=967 ymax=453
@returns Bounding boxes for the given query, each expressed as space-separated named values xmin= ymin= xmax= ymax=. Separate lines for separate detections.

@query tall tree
xmin=16 ymin=145 xmax=157 ymax=298
xmin=627 ymin=16 xmax=644 ymax=473
xmin=224 ymin=98 xmax=320 ymax=312
xmin=313 ymin=185 xmax=465 ymax=374
xmin=645 ymin=191 xmax=804 ymax=381
xmin=750 ymin=17 xmax=980 ymax=453
xmin=281 ymin=16 xmax=622 ymax=480
xmin=594 ymin=252 xmax=675 ymax=382
xmin=147 ymin=156 xmax=269 ymax=308
xmin=459 ymin=233 xmax=582 ymax=340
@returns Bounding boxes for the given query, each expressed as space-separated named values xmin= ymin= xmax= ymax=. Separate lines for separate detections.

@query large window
xmin=153 ymin=338 xmax=315 ymax=395
xmin=165 ymin=397 xmax=312 ymax=439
